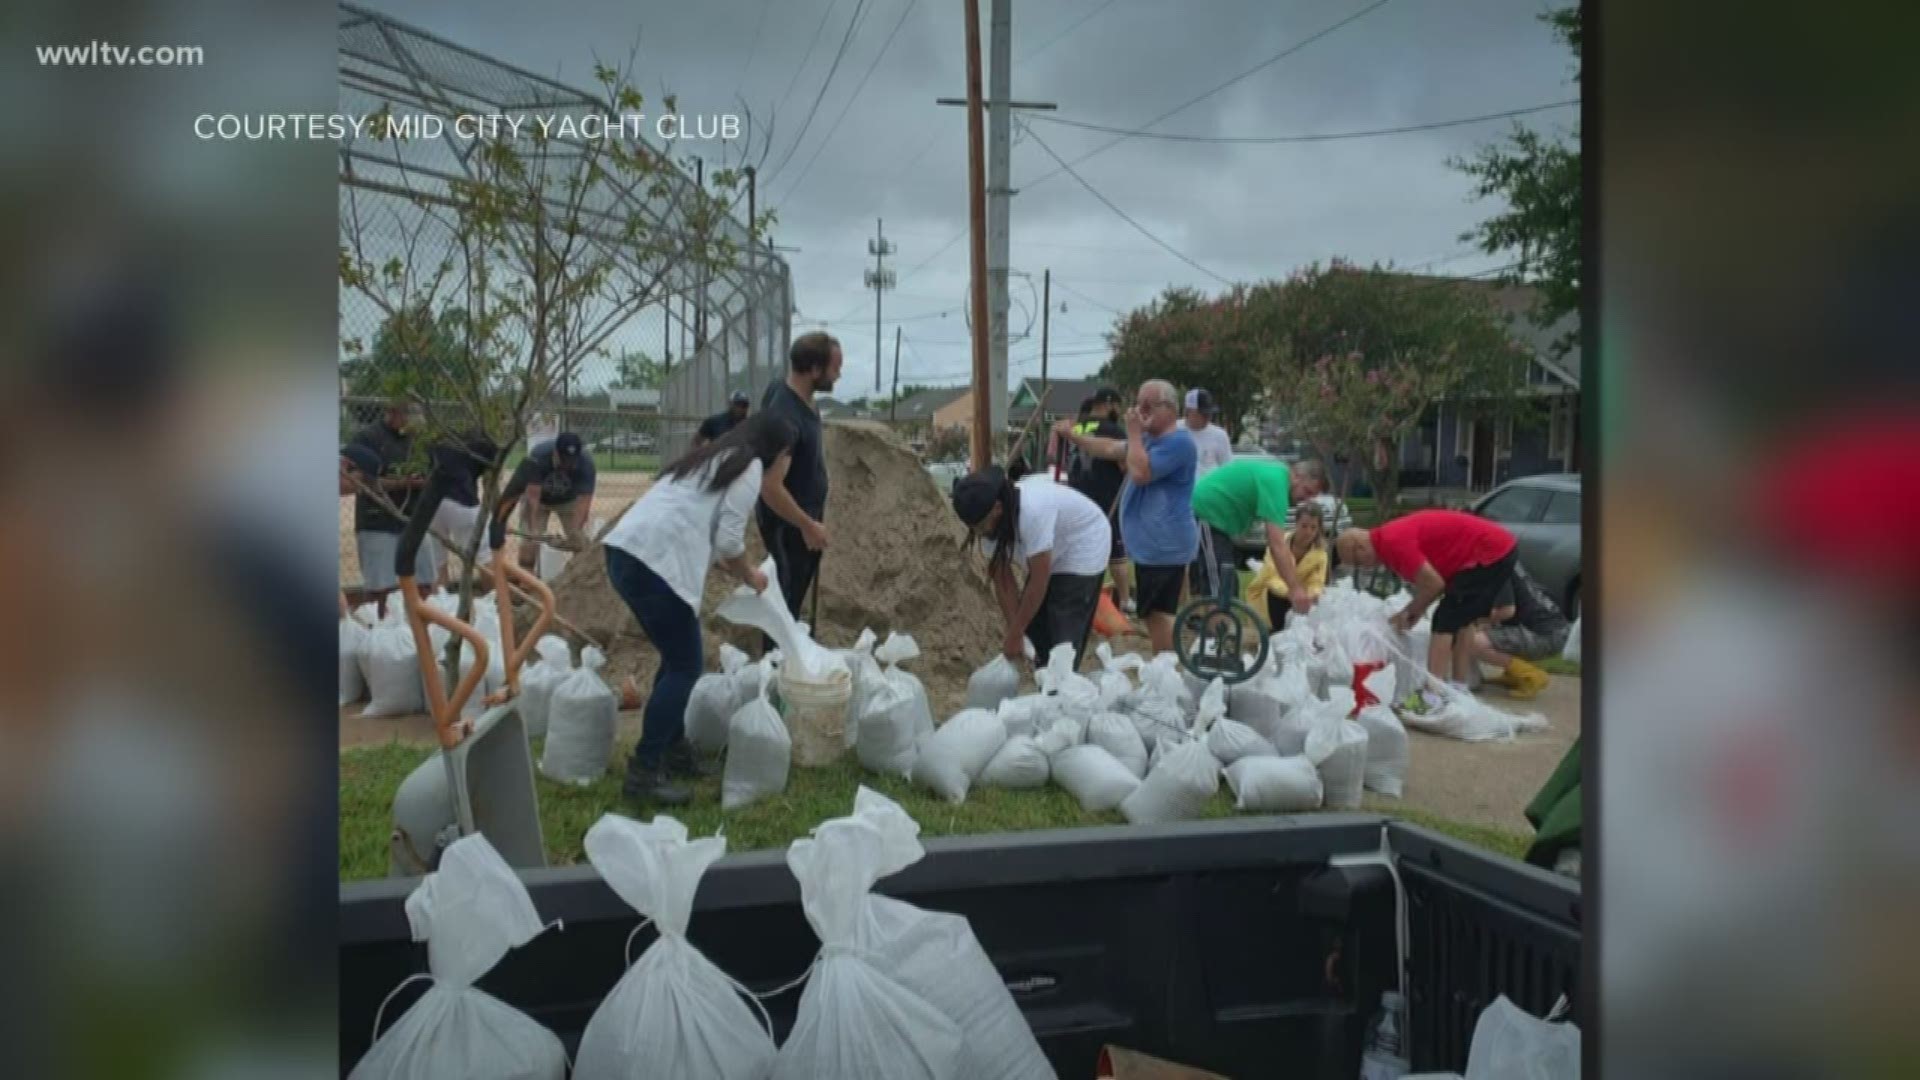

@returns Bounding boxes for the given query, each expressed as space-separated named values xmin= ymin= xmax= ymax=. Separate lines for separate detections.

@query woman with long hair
xmin=1245 ymin=501 xmax=1330 ymax=631
xmin=600 ymin=410 xmax=798 ymax=806
xmin=952 ymin=467 xmax=1112 ymax=670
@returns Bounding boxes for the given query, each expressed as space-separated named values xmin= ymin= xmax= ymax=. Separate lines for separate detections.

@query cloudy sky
xmin=354 ymin=0 xmax=1578 ymax=396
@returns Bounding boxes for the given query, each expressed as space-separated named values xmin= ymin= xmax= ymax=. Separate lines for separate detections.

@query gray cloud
xmin=358 ymin=0 xmax=1576 ymax=393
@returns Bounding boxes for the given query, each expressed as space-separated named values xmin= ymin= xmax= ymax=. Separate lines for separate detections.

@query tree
xmin=1452 ymin=6 xmax=1581 ymax=354
xmin=609 ymin=350 xmax=665 ymax=390
xmin=1262 ymin=263 xmax=1533 ymax=514
xmin=1099 ymin=286 xmax=1268 ymax=440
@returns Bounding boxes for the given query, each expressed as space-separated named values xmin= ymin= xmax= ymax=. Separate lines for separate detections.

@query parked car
xmin=603 ymin=431 xmax=654 ymax=452
xmin=1468 ymin=472 xmax=1582 ymax=619
xmin=1228 ymin=448 xmax=1353 ymax=558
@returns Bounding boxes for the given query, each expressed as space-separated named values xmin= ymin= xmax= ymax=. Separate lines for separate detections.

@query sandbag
xmin=856 ymin=642 xmax=937 ymax=779
xmin=1119 ymin=693 xmax=1187 ymax=751
xmin=1032 ymin=711 xmax=1087 ymax=757
xmin=1304 ymin=695 xmax=1370 ymax=810
xmin=361 ymin=624 xmax=427 ymax=718
xmin=910 ymin=709 xmax=1007 ymax=804
xmin=1207 ymin=716 xmax=1279 ymax=765
xmin=839 ymin=630 xmax=882 ymax=749
xmin=1354 ymin=703 xmax=1409 ymax=798
xmin=574 ymin=815 xmax=775 ymax=1079
xmin=715 ymin=558 xmax=848 ymax=682
xmin=340 ymin=616 xmax=369 ymax=706
xmin=517 ymin=635 xmax=573 ymax=741
xmin=965 ymin=654 xmax=1022 ymax=711
xmin=772 ymin=791 xmax=965 ymax=1080
xmin=995 ymin=695 xmax=1050 ymax=740
xmin=722 ymin=667 xmax=790 ymax=810
xmin=1223 ymin=755 xmax=1324 ymax=813
xmin=1562 ymin=618 xmax=1581 ymax=665
xmin=1464 ymin=995 xmax=1580 ymax=1080
xmin=978 ymin=735 xmax=1050 ymax=789
xmin=685 ymin=643 xmax=754 ymax=754
xmin=1139 ymin=653 xmax=1194 ymax=716
xmin=1049 ymin=744 xmax=1140 ymax=812
xmin=1086 ymin=711 xmax=1149 ymax=779
xmin=541 ymin=647 xmax=617 ymax=784
xmin=1037 ymin=642 xmax=1101 ymax=721
xmin=347 ymin=835 xmax=565 ymax=1080
xmin=1119 ymin=738 xmax=1220 ymax=825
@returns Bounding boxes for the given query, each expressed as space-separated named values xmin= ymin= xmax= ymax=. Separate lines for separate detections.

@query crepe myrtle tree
xmin=340 ymin=55 xmax=776 ymax=680
xmin=1099 ymin=286 xmax=1268 ymax=441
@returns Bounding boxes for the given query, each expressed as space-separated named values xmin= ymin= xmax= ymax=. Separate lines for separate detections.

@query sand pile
xmin=535 ymin=422 xmax=1005 ymax=717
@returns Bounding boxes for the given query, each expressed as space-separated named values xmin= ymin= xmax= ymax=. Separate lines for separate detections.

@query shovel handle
xmin=492 ymin=557 xmax=555 ymax=697
xmin=400 ymin=577 xmax=490 ymax=750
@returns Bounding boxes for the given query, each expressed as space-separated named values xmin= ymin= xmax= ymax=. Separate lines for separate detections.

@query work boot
xmin=1504 ymin=657 xmax=1551 ymax=700
xmin=664 ymin=739 xmax=716 ymax=781
xmin=622 ymin=766 xmax=691 ymax=809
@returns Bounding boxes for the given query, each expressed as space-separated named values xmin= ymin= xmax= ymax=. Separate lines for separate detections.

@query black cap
xmin=951 ymin=466 xmax=1007 ymax=527
xmin=730 ymin=389 xmax=751 ymax=405
xmin=340 ymin=445 xmax=382 ymax=477
xmin=1185 ymin=387 xmax=1216 ymax=413
xmin=1092 ymin=387 xmax=1123 ymax=404
xmin=554 ymin=432 xmax=583 ymax=459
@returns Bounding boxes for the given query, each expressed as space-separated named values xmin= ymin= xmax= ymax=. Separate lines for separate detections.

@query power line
xmin=763 ymin=0 xmax=873 ymax=187
xmin=1027 ymin=98 xmax=1578 ymax=144
xmin=1021 ymin=121 xmax=1234 ymax=286
xmin=775 ymin=0 xmax=924 ymax=206
xmin=774 ymin=0 xmax=844 ymax=113
xmin=734 ymin=0 xmax=776 ymax=101
xmin=1053 ymin=280 xmax=1127 ymax=315
xmin=1016 ymin=0 xmax=1119 ymax=64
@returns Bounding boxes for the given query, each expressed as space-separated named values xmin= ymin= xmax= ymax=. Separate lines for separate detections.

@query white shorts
xmin=430 ymin=499 xmax=492 ymax=568
xmin=356 ymin=531 xmax=441 ymax=592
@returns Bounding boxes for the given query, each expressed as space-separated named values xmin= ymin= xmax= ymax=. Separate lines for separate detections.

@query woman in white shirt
xmin=601 ymin=411 xmax=797 ymax=807
xmin=952 ymin=466 xmax=1113 ymax=671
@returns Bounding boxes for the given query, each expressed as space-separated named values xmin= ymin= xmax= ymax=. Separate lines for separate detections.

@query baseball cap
xmin=730 ymin=389 xmax=751 ymax=405
xmin=554 ymin=432 xmax=583 ymax=459
xmin=339 ymin=444 xmax=382 ymax=477
xmin=1185 ymin=388 xmax=1216 ymax=413
xmin=1092 ymin=387 xmax=1123 ymax=405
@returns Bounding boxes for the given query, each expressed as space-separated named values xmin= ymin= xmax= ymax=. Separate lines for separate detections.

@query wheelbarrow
xmin=388 ymin=541 xmax=557 ymax=877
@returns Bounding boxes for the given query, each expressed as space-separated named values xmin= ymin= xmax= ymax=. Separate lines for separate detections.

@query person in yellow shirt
xmin=1245 ymin=502 xmax=1330 ymax=630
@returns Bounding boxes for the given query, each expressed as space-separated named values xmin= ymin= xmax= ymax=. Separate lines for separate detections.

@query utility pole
xmin=962 ymin=0 xmax=991 ymax=470
xmin=1040 ymin=267 xmax=1051 ymax=392
xmin=745 ymin=165 xmax=758 ymax=395
xmin=889 ymin=326 xmax=902 ymax=424
xmin=694 ymin=157 xmax=707 ymax=353
xmin=864 ymin=218 xmax=895 ymax=395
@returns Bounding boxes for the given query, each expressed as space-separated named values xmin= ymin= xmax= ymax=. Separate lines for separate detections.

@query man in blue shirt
xmin=1054 ymin=378 xmax=1197 ymax=655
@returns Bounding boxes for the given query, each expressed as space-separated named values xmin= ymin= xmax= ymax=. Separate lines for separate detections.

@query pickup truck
xmin=339 ymin=813 xmax=1581 ymax=1078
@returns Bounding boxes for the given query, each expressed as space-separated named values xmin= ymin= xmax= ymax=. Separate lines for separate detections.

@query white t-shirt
xmin=983 ymin=478 xmax=1112 ymax=577
xmin=603 ymin=455 xmax=764 ymax=610
xmin=1190 ymin=423 xmax=1234 ymax=477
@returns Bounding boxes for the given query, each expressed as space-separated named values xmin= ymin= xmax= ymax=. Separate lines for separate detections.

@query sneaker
xmin=1121 ymin=599 xmax=1137 ymax=615
xmin=622 ymin=767 xmax=692 ymax=808
xmin=664 ymin=739 xmax=716 ymax=780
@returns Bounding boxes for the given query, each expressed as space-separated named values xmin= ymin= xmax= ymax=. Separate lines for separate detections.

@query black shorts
xmin=1432 ymin=549 xmax=1521 ymax=634
xmin=1109 ymin=526 xmax=1127 ymax=563
xmin=1024 ymin=572 xmax=1104 ymax=670
xmin=1133 ymin=563 xmax=1188 ymax=617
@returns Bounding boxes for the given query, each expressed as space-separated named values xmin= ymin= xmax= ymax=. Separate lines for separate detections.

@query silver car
xmin=1468 ymin=473 xmax=1583 ymax=619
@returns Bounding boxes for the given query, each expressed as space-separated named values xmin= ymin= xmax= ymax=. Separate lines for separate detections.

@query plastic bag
xmin=1354 ymin=703 xmax=1409 ymax=798
xmin=1403 ymin=680 xmax=1549 ymax=743
xmin=518 ymin=636 xmax=573 ymax=741
xmin=910 ymin=709 xmax=1007 ymax=804
xmin=1139 ymin=653 xmax=1194 ymax=716
xmin=1464 ymin=995 xmax=1580 ymax=1080
xmin=1086 ymin=711 xmax=1150 ymax=779
xmin=965 ymin=654 xmax=1022 ymax=711
xmin=1032 ymin=711 xmax=1088 ymax=757
xmin=839 ymin=630 xmax=882 ymax=749
xmin=1207 ymin=717 xmax=1279 ymax=765
xmin=340 ymin=616 xmax=370 ymax=706
xmin=348 ymin=835 xmax=566 ymax=1080
xmin=856 ymin=640 xmax=937 ymax=778
xmin=686 ymin=643 xmax=754 ymax=754
xmin=978 ymin=735 xmax=1050 ymax=789
xmin=1037 ymin=642 xmax=1101 ymax=720
xmin=722 ymin=667 xmax=790 ymax=810
xmin=995 ymin=695 xmax=1050 ymax=740
xmin=1223 ymin=755 xmax=1323 ymax=813
xmin=715 ymin=558 xmax=848 ymax=682
xmin=541 ymin=647 xmax=617 ymax=785
xmin=1049 ymin=744 xmax=1140 ymax=812
xmin=574 ymin=815 xmax=776 ymax=1079
xmin=361 ymin=624 xmax=427 ymax=718
xmin=1091 ymin=645 xmax=1135 ymax=708
xmin=772 ymin=793 xmax=964 ymax=1080
xmin=1304 ymin=696 xmax=1370 ymax=810
xmin=1562 ymin=617 xmax=1581 ymax=665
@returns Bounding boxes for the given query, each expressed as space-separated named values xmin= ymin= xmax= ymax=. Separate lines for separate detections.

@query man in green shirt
xmin=1190 ymin=458 xmax=1329 ymax=614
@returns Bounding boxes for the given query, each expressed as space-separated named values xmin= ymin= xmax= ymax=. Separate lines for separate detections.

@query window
xmin=1541 ymin=489 xmax=1581 ymax=524
xmin=1477 ymin=484 xmax=1551 ymax=524
xmin=1549 ymin=397 xmax=1575 ymax=462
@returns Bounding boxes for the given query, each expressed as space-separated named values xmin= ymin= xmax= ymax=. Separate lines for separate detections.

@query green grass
xmin=1538 ymin=656 xmax=1581 ymax=677
xmin=340 ymin=735 xmax=1531 ymax=881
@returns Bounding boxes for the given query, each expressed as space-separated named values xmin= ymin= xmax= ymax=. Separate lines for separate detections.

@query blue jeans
xmin=606 ymin=546 xmax=703 ymax=775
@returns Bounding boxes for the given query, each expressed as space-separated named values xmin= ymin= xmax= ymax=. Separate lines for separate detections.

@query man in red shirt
xmin=1335 ymin=509 xmax=1520 ymax=709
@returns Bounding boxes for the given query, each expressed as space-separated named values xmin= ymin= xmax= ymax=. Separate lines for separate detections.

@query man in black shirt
xmin=693 ymin=390 xmax=751 ymax=449
xmin=347 ymin=399 xmax=438 ymax=610
xmin=507 ymin=432 xmax=597 ymax=573
xmin=756 ymin=331 xmax=840 ymax=634
xmin=1068 ymin=387 xmax=1132 ymax=612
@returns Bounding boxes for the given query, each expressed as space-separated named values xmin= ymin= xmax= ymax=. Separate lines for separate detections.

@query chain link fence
xmin=337 ymin=2 xmax=790 ymax=475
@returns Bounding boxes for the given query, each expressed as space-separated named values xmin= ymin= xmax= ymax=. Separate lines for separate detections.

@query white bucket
xmin=775 ymin=667 xmax=853 ymax=767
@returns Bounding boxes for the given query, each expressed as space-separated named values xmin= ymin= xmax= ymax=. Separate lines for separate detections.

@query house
xmin=1006 ymin=377 xmax=1113 ymax=430
xmin=814 ymin=396 xmax=876 ymax=421
xmin=888 ymin=385 xmax=969 ymax=428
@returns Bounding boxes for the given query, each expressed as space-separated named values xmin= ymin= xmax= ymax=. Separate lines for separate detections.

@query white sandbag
xmin=773 ymin=792 xmax=965 ymax=1080
xmin=574 ymin=816 xmax=776 ymax=1080
xmin=722 ymin=667 xmax=791 ymax=810
xmin=1119 ymin=738 xmax=1220 ymax=825
xmin=1304 ymin=700 xmax=1370 ymax=810
xmin=1049 ymin=744 xmax=1140 ymax=812
xmin=978 ymin=735 xmax=1050 ymax=789
xmin=1086 ymin=711 xmax=1149 ymax=779
xmin=1225 ymin=676 xmax=1284 ymax=737
xmin=1092 ymin=643 xmax=1142 ymax=705
xmin=1139 ymin=652 xmax=1194 ymax=716
xmin=1037 ymin=642 xmax=1102 ymax=721
xmin=910 ymin=709 xmax=1006 ymax=804
xmin=450 ymin=635 xmax=507 ymax=720
xmin=361 ymin=624 xmax=427 ymax=718
xmin=348 ymin=835 xmax=565 ymax=1080
xmin=1207 ymin=717 xmax=1279 ymax=765
xmin=1032 ymin=711 xmax=1088 ymax=757
xmin=1562 ymin=617 xmax=1581 ymax=665
xmin=1223 ymin=755 xmax=1323 ymax=813
xmin=856 ymin=643 xmax=937 ymax=779
xmin=351 ymin=601 xmax=386 ymax=628
xmin=1464 ymin=995 xmax=1580 ymax=1080
xmin=1354 ymin=703 xmax=1409 ymax=798
xmin=965 ymin=654 xmax=1022 ymax=711
xmin=536 ymin=543 xmax=570 ymax=582
xmin=1119 ymin=693 xmax=1188 ymax=751
xmin=541 ymin=647 xmax=617 ymax=785
xmin=995 ymin=695 xmax=1050 ymax=740
xmin=686 ymin=643 xmax=754 ymax=754
xmin=517 ymin=636 xmax=573 ymax=741
xmin=715 ymin=558 xmax=848 ymax=682
xmin=340 ymin=616 xmax=370 ymax=706
xmin=1404 ymin=695 xmax=1550 ymax=742
xmin=839 ymin=629 xmax=881 ymax=749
